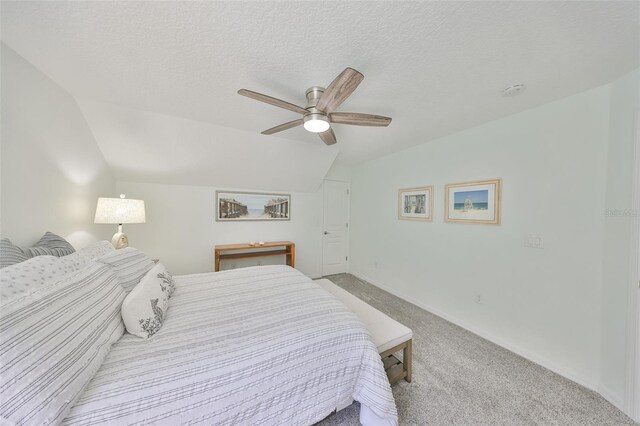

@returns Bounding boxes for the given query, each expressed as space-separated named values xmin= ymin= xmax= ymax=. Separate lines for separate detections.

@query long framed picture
xmin=398 ymin=186 xmax=433 ymax=221
xmin=216 ymin=191 xmax=291 ymax=221
xmin=444 ymin=178 xmax=501 ymax=224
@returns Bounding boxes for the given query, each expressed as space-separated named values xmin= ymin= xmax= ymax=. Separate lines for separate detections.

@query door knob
xmin=324 ymin=231 xmax=330 ymax=235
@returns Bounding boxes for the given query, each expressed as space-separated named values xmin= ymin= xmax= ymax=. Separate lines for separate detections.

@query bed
xmin=1 ymin=245 xmax=397 ymax=426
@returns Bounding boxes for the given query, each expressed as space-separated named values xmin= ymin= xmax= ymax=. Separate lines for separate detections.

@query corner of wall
xmin=1 ymin=44 xmax=117 ymax=247
xmin=325 ymin=161 xmax=353 ymax=182
xmin=600 ymin=67 xmax=640 ymax=416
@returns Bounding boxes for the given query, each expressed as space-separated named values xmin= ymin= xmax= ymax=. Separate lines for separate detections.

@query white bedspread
xmin=63 ymin=266 xmax=397 ymax=425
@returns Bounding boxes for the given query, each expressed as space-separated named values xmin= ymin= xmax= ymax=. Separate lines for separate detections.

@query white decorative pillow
xmin=157 ymin=264 xmax=176 ymax=298
xmin=0 ymin=255 xmax=78 ymax=302
xmin=0 ymin=262 xmax=125 ymax=425
xmin=121 ymin=263 xmax=174 ymax=339
xmin=64 ymin=240 xmax=115 ymax=269
xmin=97 ymin=247 xmax=155 ymax=292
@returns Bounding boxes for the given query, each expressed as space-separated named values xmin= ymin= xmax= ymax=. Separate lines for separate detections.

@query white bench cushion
xmin=316 ymin=279 xmax=412 ymax=354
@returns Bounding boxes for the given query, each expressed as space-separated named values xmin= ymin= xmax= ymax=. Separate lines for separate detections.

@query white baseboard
xmin=598 ymin=385 xmax=627 ymax=414
xmin=351 ymin=272 xmax=627 ymax=413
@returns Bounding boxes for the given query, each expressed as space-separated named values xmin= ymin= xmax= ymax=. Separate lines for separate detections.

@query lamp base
xmin=111 ymin=232 xmax=129 ymax=249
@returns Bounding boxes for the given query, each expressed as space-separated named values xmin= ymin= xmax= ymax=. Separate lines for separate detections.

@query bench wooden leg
xmin=380 ymin=339 xmax=413 ymax=385
xmin=403 ymin=339 xmax=412 ymax=383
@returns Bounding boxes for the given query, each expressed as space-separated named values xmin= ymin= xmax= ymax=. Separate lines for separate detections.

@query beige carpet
xmin=317 ymin=274 xmax=636 ymax=426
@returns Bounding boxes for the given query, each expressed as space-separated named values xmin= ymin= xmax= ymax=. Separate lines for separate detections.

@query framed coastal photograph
xmin=398 ymin=186 xmax=433 ymax=221
xmin=445 ymin=179 xmax=501 ymax=224
xmin=216 ymin=191 xmax=291 ymax=221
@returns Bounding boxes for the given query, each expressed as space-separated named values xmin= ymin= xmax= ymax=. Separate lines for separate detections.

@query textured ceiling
xmin=2 ymin=1 xmax=639 ymax=175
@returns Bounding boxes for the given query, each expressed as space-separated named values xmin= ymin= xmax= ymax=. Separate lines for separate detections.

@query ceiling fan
xmin=238 ymin=67 xmax=392 ymax=146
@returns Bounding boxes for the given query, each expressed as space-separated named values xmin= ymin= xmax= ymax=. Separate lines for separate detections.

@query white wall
xmin=116 ymin=181 xmax=325 ymax=277
xmin=350 ymin=85 xmax=612 ymax=392
xmin=325 ymin=162 xmax=352 ymax=182
xmin=600 ymin=69 xmax=640 ymax=412
xmin=115 ymin=161 xmax=351 ymax=277
xmin=0 ymin=44 xmax=115 ymax=248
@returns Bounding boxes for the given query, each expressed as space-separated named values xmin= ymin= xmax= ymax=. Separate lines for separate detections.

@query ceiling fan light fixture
xmin=303 ymin=113 xmax=330 ymax=133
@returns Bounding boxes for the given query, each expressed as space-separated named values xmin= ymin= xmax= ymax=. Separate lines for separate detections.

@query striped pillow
xmin=0 ymin=262 xmax=125 ymax=425
xmin=97 ymin=247 xmax=155 ymax=292
xmin=0 ymin=238 xmax=28 ymax=269
xmin=21 ymin=232 xmax=76 ymax=258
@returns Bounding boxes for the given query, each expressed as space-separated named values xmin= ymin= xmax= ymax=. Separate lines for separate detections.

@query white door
xmin=322 ymin=179 xmax=350 ymax=276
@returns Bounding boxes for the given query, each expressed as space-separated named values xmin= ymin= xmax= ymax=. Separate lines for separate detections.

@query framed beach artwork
xmin=216 ymin=191 xmax=291 ymax=221
xmin=398 ymin=186 xmax=433 ymax=221
xmin=444 ymin=179 xmax=501 ymax=224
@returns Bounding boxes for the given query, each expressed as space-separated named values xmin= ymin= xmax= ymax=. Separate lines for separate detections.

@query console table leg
xmin=289 ymin=244 xmax=295 ymax=268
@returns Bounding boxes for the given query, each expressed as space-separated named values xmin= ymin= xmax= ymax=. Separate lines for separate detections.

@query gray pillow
xmin=21 ymin=232 xmax=76 ymax=258
xmin=0 ymin=238 xmax=29 ymax=269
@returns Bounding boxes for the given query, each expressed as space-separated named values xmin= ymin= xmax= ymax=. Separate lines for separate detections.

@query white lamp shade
xmin=94 ymin=197 xmax=146 ymax=224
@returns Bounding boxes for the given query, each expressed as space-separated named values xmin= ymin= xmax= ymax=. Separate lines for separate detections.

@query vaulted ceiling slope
xmin=2 ymin=1 xmax=638 ymax=184
xmin=77 ymin=99 xmax=337 ymax=192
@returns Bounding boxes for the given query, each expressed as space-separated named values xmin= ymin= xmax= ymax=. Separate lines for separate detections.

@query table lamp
xmin=94 ymin=194 xmax=146 ymax=249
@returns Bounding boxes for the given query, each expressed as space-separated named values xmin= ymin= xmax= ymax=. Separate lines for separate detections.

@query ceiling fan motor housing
xmin=303 ymin=86 xmax=330 ymax=132
xmin=305 ymin=86 xmax=325 ymax=109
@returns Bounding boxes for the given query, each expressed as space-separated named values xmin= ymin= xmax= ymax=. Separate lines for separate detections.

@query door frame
xmin=628 ymin=111 xmax=640 ymax=421
xmin=321 ymin=178 xmax=351 ymax=276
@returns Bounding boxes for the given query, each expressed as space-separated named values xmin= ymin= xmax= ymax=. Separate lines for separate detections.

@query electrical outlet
xmin=524 ymin=234 xmax=544 ymax=249
xmin=474 ymin=293 xmax=483 ymax=304
xmin=257 ymin=261 xmax=263 ymax=266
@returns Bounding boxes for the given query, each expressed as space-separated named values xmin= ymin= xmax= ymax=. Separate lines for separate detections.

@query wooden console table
xmin=214 ymin=241 xmax=295 ymax=272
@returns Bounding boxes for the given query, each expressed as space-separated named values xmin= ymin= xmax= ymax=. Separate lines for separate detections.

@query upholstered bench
xmin=316 ymin=279 xmax=413 ymax=384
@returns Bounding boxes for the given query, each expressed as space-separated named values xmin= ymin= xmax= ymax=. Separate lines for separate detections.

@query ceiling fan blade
xmin=261 ymin=119 xmax=303 ymax=135
xmin=318 ymin=128 xmax=337 ymax=146
xmin=315 ymin=68 xmax=364 ymax=113
xmin=329 ymin=112 xmax=392 ymax=127
xmin=238 ymin=89 xmax=307 ymax=115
